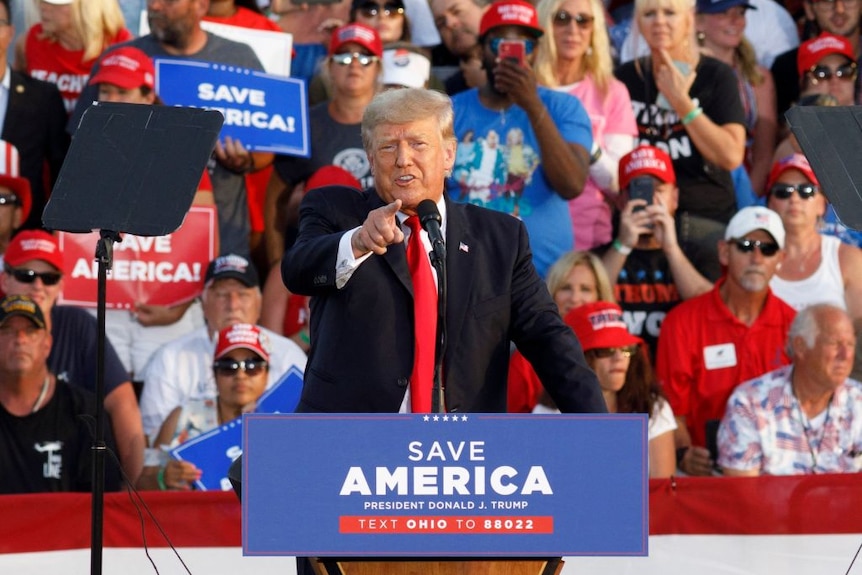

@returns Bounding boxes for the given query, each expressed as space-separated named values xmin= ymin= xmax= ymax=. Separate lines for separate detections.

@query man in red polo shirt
xmin=656 ymin=206 xmax=796 ymax=476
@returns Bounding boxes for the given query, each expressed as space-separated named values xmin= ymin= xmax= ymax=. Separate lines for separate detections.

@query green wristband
xmin=681 ymin=106 xmax=703 ymax=126
xmin=157 ymin=466 xmax=167 ymax=491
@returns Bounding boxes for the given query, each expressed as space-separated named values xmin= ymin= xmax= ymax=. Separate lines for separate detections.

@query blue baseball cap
xmin=696 ymin=0 xmax=756 ymax=14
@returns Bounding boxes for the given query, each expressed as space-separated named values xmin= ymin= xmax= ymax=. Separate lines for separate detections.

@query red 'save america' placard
xmin=58 ymin=206 xmax=216 ymax=309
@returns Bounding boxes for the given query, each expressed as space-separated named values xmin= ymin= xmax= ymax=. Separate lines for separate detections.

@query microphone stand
xmin=428 ymin=243 xmax=446 ymax=414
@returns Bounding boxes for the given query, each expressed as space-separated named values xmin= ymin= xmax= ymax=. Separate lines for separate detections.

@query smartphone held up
xmin=497 ymin=39 xmax=526 ymax=67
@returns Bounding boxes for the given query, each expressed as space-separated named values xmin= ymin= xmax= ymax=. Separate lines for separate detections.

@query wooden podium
xmin=311 ymin=557 xmax=563 ymax=575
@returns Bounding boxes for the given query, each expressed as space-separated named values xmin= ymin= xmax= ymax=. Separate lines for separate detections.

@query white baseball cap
xmin=725 ymin=206 xmax=785 ymax=249
xmin=382 ymin=48 xmax=431 ymax=89
xmin=41 ymin=0 xmax=75 ymax=5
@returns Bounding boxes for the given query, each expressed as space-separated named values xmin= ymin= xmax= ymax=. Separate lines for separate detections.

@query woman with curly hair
xmin=564 ymin=301 xmax=676 ymax=478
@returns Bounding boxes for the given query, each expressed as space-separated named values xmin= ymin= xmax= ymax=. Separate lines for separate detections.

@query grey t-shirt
xmin=70 ymin=32 xmax=264 ymax=258
xmin=274 ymin=102 xmax=372 ymax=190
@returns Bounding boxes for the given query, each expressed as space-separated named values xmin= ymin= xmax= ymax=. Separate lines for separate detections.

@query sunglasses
xmin=213 ymin=358 xmax=268 ymax=376
xmin=357 ymin=2 xmax=404 ymax=18
xmin=0 ymin=193 xmax=19 ymax=207
xmin=552 ymin=10 xmax=595 ymax=29
xmin=730 ymin=238 xmax=780 ymax=257
xmin=5 ymin=267 xmax=62 ymax=286
xmin=768 ymin=183 xmax=818 ymax=200
xmin=590 ymin=346 xmax=637 ymax=359
xmin=808 ymin=62 xmax=857 ymax=84
xmin=331 ymin=52 xmax=379 ymax=67
xmin=489 ymin=37 xmax=537 ymax=56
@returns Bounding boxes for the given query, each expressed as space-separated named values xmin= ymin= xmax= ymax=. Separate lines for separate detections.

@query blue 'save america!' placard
xmin=242 ymin=414 xmax=648 ymax=557
xmin=154 ymin=59 xmax=310 ymax=157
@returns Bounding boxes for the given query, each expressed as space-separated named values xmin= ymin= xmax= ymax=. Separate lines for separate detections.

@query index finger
xmin=382 ymin=199 xmax=402 ymax=216
xmin=656 ymin=49 xmax=673 ymax=68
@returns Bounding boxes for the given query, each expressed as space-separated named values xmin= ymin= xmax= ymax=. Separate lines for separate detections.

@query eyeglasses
xmin=213 ymin=358 xmax=268 ymax=376
xmin=768 ymin=183 xmax=819 ymax=200
xmin=552 ymin=10 xmax=595 ymax=29
xmin=5 ymin=267 xmax=62 ymax=286
xmin=590 ymin=346 xmax=637 ymax=359
xmin=331 ymin=52 xmax=380 ymax=67
xmin=0 ymin=193 xmax=19 ymax=207
xmin=730 ymin=238 xmax=780 ymax=257
xmin=808 ymin=63 xmax=857 ymax=84
xmin=488 ymin=37 xmax=537 ymax=57
xmin=811 ymin=0 xmax=859 ymax=12
xmin=357 ymin=2 xmax=405 ymax=18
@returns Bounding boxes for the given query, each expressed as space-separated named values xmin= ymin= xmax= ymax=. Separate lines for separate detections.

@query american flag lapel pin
xmin=459 ymin=242 xmax=469 ymax=253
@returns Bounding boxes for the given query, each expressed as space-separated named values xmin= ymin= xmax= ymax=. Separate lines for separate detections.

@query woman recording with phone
xmin=615 ymin=0 xmax=746 ymax=277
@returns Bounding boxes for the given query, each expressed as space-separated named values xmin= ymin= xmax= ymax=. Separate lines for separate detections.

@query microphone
xmin=416 ymin=199 xmax=446 ymax=413
xmin=417 ymin=199 xmax=446 ymax=262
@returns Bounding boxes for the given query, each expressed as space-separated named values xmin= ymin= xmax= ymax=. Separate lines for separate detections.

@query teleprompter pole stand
xmin=41 ymin=102 xmax=224 ymax=575
xmin=90 ymin=230 xmax=121 ymax=575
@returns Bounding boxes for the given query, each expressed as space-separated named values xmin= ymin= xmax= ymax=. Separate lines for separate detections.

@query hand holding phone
xmin=497 ymin=39 xmax=526 ymax=67
xmin=628 ymin=176 xmax=654 ymax=211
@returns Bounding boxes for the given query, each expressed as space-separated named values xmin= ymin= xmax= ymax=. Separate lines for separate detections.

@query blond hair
xmin=546 ymin=250 xmax=616 ymax=304
xmin=39 ymin=0 xmax=126 ymax=63
xmin=361 ymin=88 xmax=455 ymax=153
xmin=533 ymin=0 xmax=615 ymax=97
xmin=632 ymin=0 xmax=699 ymax=67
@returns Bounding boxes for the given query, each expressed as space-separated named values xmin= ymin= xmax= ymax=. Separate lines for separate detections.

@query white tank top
xmin=770 ymin=235 xmax=846 ymax=311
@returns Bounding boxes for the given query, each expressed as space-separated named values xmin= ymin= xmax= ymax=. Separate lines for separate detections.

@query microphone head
xmin=417 ymin=199 xmax=441 ymax=228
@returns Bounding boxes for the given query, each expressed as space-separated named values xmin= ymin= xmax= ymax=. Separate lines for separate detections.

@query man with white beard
xmin=655 ymin=206 xmax=797 ymax=476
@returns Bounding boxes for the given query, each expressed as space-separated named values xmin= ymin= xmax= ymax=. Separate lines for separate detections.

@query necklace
xmin=792 ymin=390 xmax=832 ymax=474
xmin=31 ymin=376 xmax=50 ymax=414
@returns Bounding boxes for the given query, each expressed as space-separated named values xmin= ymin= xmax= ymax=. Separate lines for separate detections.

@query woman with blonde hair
xmin=615 ymin=0 xmax=746 ymax=266
xmin=16 ymin=0 xmax=131 ymax=115
xmin=534 ymin=0 xmax=637 ymax=250
xmin=695 ymin=0 xmax=777 ymax=194
xmin=507 ymin=250 xmax=614 ymax=413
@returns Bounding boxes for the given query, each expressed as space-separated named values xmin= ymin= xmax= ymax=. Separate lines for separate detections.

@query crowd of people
xmin=0 ymin=0 xmax=861 ymax=497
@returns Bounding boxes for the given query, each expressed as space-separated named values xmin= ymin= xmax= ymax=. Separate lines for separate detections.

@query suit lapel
xmin=2 ymin=72 xmax=26 ymax=141
xmin=365 ymin=189 xmax=412 ymax=295
xmin=443 ymin=195 xmax=474 ymax=355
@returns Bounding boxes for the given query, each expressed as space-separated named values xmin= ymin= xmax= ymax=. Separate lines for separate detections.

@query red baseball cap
xmin=89 ymin=47 xmax=156 ymax=91
xmin=306 ymin=165 xmax=362 ymax=193
xmin=765 ymin=153 xmax=819 ymax=192
xmin=214 ymin=323 xmax=272 ymax=362
xmin=4 ymin=230 xmax=63 ymax=270
xmin=618 ymin=145 xmax=676 ymax=191
xmin=0 ymin=140 xmax=31 ymax=223
xmin=564 ymin=301 xmax=642 ymax=352
xmin=479 ymin=0 xmax=544 ymax=40
xmin=797 ymin=33 xmax=856 ymax=76
xmin=329 ymin=23 xmax=383 ymax=58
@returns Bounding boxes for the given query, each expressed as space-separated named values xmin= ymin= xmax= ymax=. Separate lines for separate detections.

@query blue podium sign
xmin=154 ymin=59 xmax=310 ymax=157
xmin=243 ymin=414 xmax=647 ymax=557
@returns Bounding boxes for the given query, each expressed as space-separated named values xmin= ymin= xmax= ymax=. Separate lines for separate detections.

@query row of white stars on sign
xmin=422 ymin=415 xmax=469 ymax=422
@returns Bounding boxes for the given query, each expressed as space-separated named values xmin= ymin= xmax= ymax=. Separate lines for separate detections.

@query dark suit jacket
xmin=2 ymin=71 xmax=69 ymax=230
xmin=282 ymin=186 xmax=606 ymax=414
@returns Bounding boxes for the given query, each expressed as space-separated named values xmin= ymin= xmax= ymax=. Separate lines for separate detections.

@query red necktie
xmin=405 ymin=216 xmax=437 ymax=413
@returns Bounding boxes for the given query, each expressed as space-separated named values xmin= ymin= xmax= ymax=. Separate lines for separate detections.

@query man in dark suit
xmin=282 ymin=87 xmax=605 ymax=414
xmin=0 ymin=0 xmax=69 ymax=231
